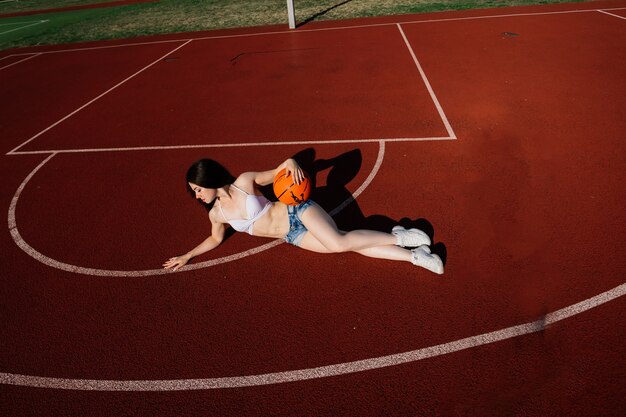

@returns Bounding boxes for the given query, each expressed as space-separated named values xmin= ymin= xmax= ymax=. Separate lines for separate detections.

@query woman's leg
xmin=299 ymin=203 xmax=397 ymax=253
xmin=296 ymin=204 xmax=443 ymax=273
xmin=298 ymin=230 xmax=413 ymax=262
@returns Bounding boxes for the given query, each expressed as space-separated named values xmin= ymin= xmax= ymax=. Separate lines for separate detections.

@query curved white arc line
xmin=329 ymin=140 xmax=385 ymax=216
xmin=1 ymin=282 xmax=623 ymax=391
xmin=8 ymin=153 xmax=57 ymax=230
xmin=9 ymin=142 xmax=385 ymax=277
xmin=10 ymin=222 xmax=284 ymax=277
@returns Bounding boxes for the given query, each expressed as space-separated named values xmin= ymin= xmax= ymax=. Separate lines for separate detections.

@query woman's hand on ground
xmin=163 ymin=254 xmax=191 ymax=271
xmin=285 ymin=158 xmax=304 ymax=184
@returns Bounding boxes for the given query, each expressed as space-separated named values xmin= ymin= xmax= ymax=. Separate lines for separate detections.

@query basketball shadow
xmin=278 ymin=148 xmax=448 ymax=265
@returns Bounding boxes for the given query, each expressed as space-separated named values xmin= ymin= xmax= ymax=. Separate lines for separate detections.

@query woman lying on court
xmin=163 ymin=158 xmax=444 ymax=274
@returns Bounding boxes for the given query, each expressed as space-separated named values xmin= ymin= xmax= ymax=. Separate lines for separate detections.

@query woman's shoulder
xmin=232 ymin=172 xmax=257 ymax=193
xmin=208 ymin=205 xmax=224 ymax=223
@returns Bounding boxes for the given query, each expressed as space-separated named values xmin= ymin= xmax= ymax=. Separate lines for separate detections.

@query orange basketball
xmin=273 ymin=168 xmax=311 ymax=206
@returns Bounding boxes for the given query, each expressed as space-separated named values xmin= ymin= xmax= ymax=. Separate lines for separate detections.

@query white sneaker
xmin=392 ymin=225 xmax=431 ymax=248
xmin=411 ymin=245 xmax=444 ymax=275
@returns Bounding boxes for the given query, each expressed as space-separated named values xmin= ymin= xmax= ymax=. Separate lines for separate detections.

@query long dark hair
xmin=186 ymin=159 xmax=235 ymax=210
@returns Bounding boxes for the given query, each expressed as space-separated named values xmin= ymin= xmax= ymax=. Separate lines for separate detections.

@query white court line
xmin=0 ymin=52 xmax=40 ymax=70
xmin=397 ymin=23 xmax=456 ymax=139
xmin=597 ymin=9 xmax=626 ymax=20
xmin=0 ymin=19 xmax=47 ymax=35
xmin=6 ymin=38 xmax=188 ymax=57
xmin=0 ymin=282 xmax=623 ymax=390
xmin=0 ymin=20 xmax=46 ymax=26
xmin=1 ymin=2 xmax=624 ymax=392
xmin=5 ymin=6 xmax=626 ymax=57
xmin=0 ymin=54 xmax=15 ymax=61
xmin=7 ymin=141 xmax=385 ymax=277
xmin=8 ymin=136 xmax=453 ymax=155
xmin=6 ymin=39 xmax=192 ymax=155
xmin=329 ymin=140 xmax=385 ymax=217
xmin=5 ymin=23 xmax=455 ymax=155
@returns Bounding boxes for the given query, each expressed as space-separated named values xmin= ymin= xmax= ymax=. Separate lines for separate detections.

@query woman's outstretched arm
xmin=242 ymin=158 xmax=304 ymax=187
xmin=163 ymin=210 xmax=227 ymax=271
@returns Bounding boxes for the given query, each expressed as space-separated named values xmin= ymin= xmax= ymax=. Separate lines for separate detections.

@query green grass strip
xmin=1 ymin=0 xmax=585 ymax=52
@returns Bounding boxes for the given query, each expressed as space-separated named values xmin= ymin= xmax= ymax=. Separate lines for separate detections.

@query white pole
xmin=286 ymin=0 xmax=296 ymax=29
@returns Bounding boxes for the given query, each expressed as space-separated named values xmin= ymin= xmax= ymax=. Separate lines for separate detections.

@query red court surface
xmin=1 ymin=1 xmax=625 ymax=416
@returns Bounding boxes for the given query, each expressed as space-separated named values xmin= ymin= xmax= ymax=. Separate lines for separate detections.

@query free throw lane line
xmin=597 ymin=9 xmax=626 ymax=20
xmin=397 ymin=23 xmax=456 ymax=139
xmin=0 ymin=282 xmax=623 ymax=390
xmin=0 ymin=52 xmax=40 ymax=70
xmin=8 ymin=137 xmax=454 ymax=155
xmin=6 ymin=40 xmax=193 ymax=155
xmin=6 ymin=24 xmax=454 ymax=156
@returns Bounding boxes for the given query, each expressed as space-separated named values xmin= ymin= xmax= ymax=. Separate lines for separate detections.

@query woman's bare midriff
xmin=250 ymin=202 xmax=289 ymax=238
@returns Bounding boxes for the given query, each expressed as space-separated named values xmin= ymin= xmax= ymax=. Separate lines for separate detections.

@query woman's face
xmin=189 ymin=183 xmax=216 ymax=204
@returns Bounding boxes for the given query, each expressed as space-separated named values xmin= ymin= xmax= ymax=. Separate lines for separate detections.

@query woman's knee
xmin=323 ymin=234 xmax=351 ymax=253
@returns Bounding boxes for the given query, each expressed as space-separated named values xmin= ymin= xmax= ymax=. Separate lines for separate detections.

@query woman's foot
xmin=411 ymin=245 xmax=444 ymax=275
xmin=392 ymin=225 xmax=431 ymax=248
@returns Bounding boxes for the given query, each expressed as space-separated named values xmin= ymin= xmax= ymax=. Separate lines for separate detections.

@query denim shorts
xmin=284 ymin=199 xmax=315 ymax=247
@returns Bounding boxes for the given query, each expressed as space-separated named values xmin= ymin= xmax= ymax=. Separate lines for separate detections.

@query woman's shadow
xmin=266 ymin=147 xmax=447 ymax=264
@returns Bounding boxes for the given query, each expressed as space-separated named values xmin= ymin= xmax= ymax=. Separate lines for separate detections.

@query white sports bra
xmin=218 ymin=184 xmax=272 ymax=235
